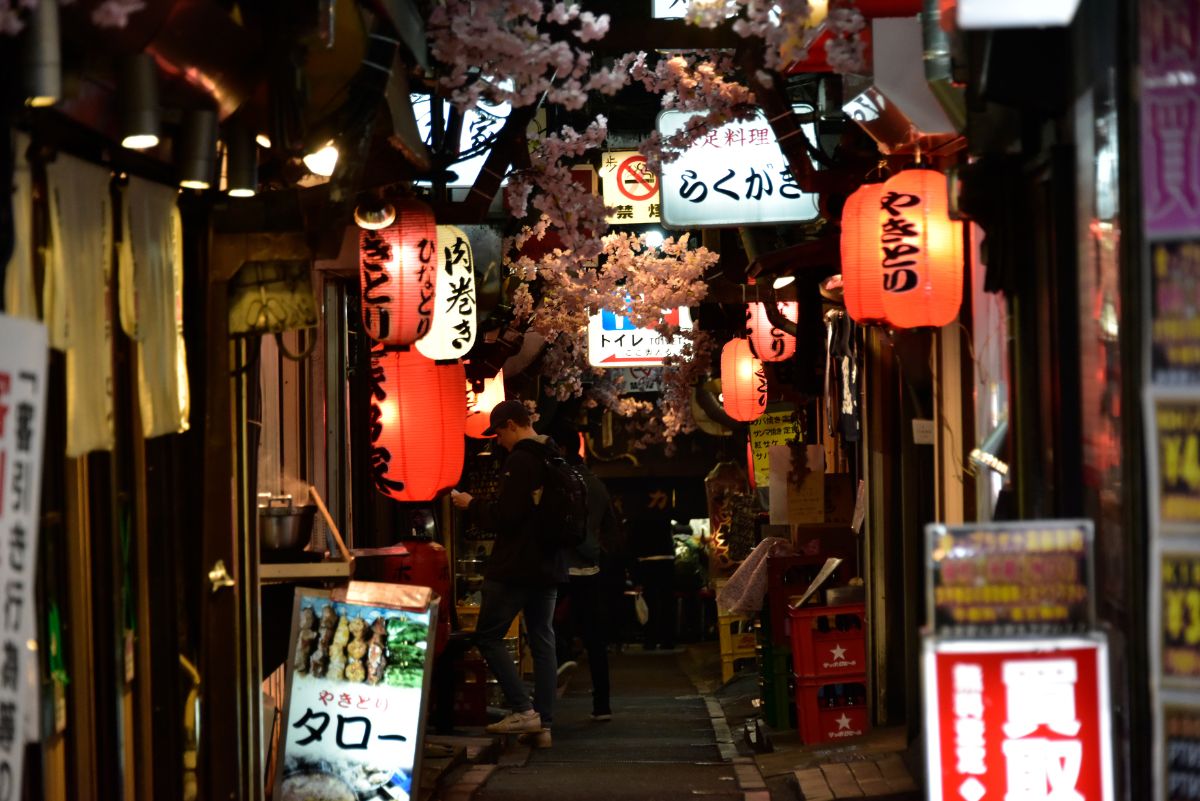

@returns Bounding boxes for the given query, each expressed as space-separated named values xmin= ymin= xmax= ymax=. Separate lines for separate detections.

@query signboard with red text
xmin=924 ymin=636 xmax=1115 ymax=801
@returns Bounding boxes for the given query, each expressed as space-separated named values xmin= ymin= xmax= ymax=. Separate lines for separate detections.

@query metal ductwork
xmin=922 ymin=0 xmax=966 ymax=133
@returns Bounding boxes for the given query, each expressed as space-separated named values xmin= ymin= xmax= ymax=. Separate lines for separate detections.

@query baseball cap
xmin=482 ymin=399 xmax=531 ymax=436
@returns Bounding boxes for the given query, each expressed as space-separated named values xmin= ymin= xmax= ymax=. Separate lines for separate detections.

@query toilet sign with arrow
xmin=601 ymin=150 xmax=661 ymax=225
xmin=587 ymin=306 xmax=693 ymax=368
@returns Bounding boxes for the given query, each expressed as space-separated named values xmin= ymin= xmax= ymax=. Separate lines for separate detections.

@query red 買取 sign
xmin=924 ymin=636 xmax=1114 ymax=801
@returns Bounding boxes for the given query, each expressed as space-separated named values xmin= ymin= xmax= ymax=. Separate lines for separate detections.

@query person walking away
xmin=451 ymin=400 xmax=566 ymax=746
xmin=548 ymin=427 xmax=615 ymax=721
xmin=634 ymin=515 xmax=677 ymax=651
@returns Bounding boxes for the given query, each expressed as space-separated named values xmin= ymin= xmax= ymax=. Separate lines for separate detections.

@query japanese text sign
xmin=657 ymin=106 xmax=820 ymax=228
xmin=1150 ymin=394 xmax=1200 ymax=525
xmin=416 ymin=225 xmax=477 ymax=361
xmin=927 ymin=521 xmax=1095 ymax=637
xmin=412 ymin=92 xmax=511 ymax=189
xmin=1151 ymin=241 xmax=1200 ymax=383
xmin=1163 ymin=703 xmax=1200 ymax=801
xmin=588 ymin=306 xmax=693 ymax=368
xmin=277 ymin=587 xmax=437 ymax=801
xmin=1140 ymin=0 xmax=1200 ymax=238
xmin=652 ymin=0 xmax=688 ymax=18
xmin=749 ymin=409 xmax=799 ymax=487
xmin=924 ymin=636 xmax=1114 ymax=801
xmin=1161 ymin=554 xmax=1200 ymax=683
xmin=614 ymin=367 xmax=665 ymax=394
xmin=0 ymin=315 xmax=47 ymax=798
xmin=601 ymin=150 xmax=661 ymax=224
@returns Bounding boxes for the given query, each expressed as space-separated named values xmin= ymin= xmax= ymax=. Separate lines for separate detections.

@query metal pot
xmin=259 ymin=496 xmax=316 ymax=555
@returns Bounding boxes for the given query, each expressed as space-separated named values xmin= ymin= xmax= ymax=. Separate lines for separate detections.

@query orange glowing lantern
xmin=465 ymin=369 xmax=506 ymax=439
xmin=746 ymin=302 xmax=799 ymax=362
xmin=877 ymin=169 xmax=963 ymax=329
xmin=359 ymin=199 xmax=438 ymax=345
xmin=369 ymin=345 xmax=466 ymax=501
xmin=720 ymin=338 xmax=767 ymax=423
xmin=841 ymin=182 xmax=887 ymax=323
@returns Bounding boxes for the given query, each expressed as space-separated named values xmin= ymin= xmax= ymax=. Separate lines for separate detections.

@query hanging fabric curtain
xmin=720 ymin=338 xmax=767 ymax=423
xmin=359 ymin=199 xmax=438 ymax=345
xmin=3 ymin=133 xmax=36 ymax=318
xmin=878 ymin=168 xmax=963 ymax=329
xmin=746 ymin=301 xmax=799 ymax=362
xmin=119 ymin=176 xmax=190 ymax=438
xmin=841 ymin=182 xmax=887 ymax=324
xmin=46 ymin=154 xmax=114 ymax=456
xmin=370 ymin=346 xmax=466 ymax=502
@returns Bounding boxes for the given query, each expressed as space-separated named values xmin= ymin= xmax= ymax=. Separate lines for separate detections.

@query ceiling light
xmin=256 ymin=133 xmax=272 ymax=149
xmin=642 ymin=230 xmax=665 ymax=249
xmin=178 ymin=109 xmax=218 ymax=190
xmin=22 ymin=0 xmax=61 ymax=108
xmin=772 ymin=275 xmax=795 ymax=290
xmin=303 ymin=141 xmax=339 ymax=177
xmin=119 ymin=54 xmax=160 ymax=151
xmin=225 ymin=120 xmax=258 ymax=198
xmin=354 ymin=199 xmax=396 ymax=230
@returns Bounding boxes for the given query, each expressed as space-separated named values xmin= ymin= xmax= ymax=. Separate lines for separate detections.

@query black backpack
xmin=534 ymin=454 xmax=589 ymax=551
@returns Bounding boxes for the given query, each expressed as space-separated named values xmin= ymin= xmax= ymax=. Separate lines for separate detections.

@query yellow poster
xmin=749 ymin=409 xmax=800 ymax=486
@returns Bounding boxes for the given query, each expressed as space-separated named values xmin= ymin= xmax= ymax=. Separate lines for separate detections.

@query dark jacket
xmin=567 ymin=466 xmax=617 ymax=571
xmin=469 ymin=437 xmax=568 ymax=586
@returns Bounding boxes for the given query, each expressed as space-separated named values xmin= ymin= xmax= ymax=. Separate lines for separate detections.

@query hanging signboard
xmin=924 ymin=635 xmax=1115 ymax=801
xmin=601 ymin=150 xmax=661 ymax=224
xmin=416 ymin=225 xmax=477 ymax=361
xmin=587 ymin=307 xmax=693 ymax=368
xmin=614 ymin=367 xmax=665 ymax=394
xmin=926 ymin=520 xmax=1095 ymax=637
xmin=652 ymin=0 xmax=689 ymax=18
xmin=276 ymin=584 xmax=438 ymax=801
xmin=412 ymin=91 xmax=512 ymax=189
xmin=657 ymin=106 xmax=820 ymax=228
xmin=0 ymin=315 xmax=47 ymax=788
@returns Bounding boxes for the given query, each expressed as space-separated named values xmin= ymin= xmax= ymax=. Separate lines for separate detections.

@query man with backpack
xmin=450 ymin=399 xmax=587 ymax=748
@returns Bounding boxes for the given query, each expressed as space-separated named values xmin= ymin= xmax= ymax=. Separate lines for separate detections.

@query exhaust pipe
xmin=922 ymin=0 xmax=966 ymax=133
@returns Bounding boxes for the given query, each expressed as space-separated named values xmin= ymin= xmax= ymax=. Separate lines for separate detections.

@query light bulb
xmin=303 ymin=142 xmax=339 ymax=177
xmin=772 ymin=275 xmax=795 ymax=290
xmin=121 ymin=134 xmax=160 ymax=150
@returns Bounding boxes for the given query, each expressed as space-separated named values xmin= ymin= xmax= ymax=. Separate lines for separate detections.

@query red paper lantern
xmin=465 ymin=369 xmax=505 ymax=439
xmin=878 ymin=169 xmax=963 ymax=329
xmin=720 ymin=338 xmax=767 ymax=423
xmin=369 ymin=346 xmax=465 ymax=502
xmin=841 ymin=182 xmax=887 ymax=323
xmin=746 ymin=302 xmax=799 ymax=362
xmin=359 ymin=199 xmax=438 ymax=345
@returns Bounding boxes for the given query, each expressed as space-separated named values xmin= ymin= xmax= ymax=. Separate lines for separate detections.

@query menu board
xmin=1152 ymin=241 xmax=1200 ymax=383
xmin=276 ymin=584 xmax=437 ymax=801
xmin=462 ymin=451 xmax=503 ymax=541
xmin=1163 ymin=554 xmax=1200 ymax=684
xmin=926 ymin=520 xmax=1095 ymax=637
xmin=1165 ymin=703 xmax=1200 ymax=801
xmin=749 ymin=409 xmax=800 ymax=487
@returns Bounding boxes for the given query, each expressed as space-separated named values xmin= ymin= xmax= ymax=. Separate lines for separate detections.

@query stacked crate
xmin=714 ymin=577 xmax=758 ymax=683
xmin=755 ymin=604 xmax=795 ymax=730
xmin=788 ymin=603 xmax=869 ymax=744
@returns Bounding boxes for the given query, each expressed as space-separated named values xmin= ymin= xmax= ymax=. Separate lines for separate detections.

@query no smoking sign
xmin=601 ymin=150 xmax=661 ymax=224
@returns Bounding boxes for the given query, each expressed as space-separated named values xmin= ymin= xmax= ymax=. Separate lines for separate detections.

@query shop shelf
xmin=787 ymin=602 xmax=866 ymax=680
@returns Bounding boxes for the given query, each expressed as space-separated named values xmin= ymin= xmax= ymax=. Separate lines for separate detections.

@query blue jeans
xmin=475 ymin=579 xmax=558 ymax=726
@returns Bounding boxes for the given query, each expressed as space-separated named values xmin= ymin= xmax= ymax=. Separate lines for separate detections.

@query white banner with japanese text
xmin=657 ymin=106 xmax=821 ymax=227
xmin=277 ymin=588 xmax=437 ymax=801
xmin=0 ymin=315 xmax=47 ymax=797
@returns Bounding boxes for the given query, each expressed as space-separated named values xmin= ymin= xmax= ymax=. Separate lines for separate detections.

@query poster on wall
xmin=1163 ymin=702 xmax=1200 ymax=801
xmin=276 ymin=584 xmax=438 ymax=801
xmin=1150 ymin=241 xmax=1200 ymax=384
xmin=748 ymin=408 xmax=800 ymax=487
xmin=1162 ymin=553 xmax=1200 ymax=685
xmin=0 ymin=316 xmax=48 ymax=787
xmin=1148 ymin=390 xmax=1200 ymax=526
xmin=923 ymin=635 xmax=1115 ymax=801
xmin=926 ymin=520 xmax=1095 ymax=637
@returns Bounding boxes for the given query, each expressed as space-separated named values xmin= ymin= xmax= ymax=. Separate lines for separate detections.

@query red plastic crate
xmin=794 ymin=676 xmax=871 ymax=744
xmin=452 ymin=657 xmax=489 ymax=726
xmin=787 ymin=603 xmax=867 ymax=679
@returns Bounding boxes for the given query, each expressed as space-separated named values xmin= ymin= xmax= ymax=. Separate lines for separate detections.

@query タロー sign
xmin=276 ymin=584 xmax=438 ymax=801
xmin=924 ymin=636 xmax=1114 ymax=801
xmin=657 ymin=106 xmax=821 ymax=228
xmin=927 ymin=521 xmax=1095 ymax=637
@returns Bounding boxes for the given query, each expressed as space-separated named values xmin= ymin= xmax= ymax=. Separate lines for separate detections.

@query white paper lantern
xmin=416 ymin=225 xmax=477 ymax=360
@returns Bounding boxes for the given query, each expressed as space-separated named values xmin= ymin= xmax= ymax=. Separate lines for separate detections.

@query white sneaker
xmin=556 ymin=661 xmax=578 ymax=698
xmin=485 ymin=710 xmax=542 ymax=734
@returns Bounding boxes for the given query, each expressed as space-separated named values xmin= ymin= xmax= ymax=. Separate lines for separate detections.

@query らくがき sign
xmin=657 ymin=107 xmax=820 ymax=228
xmin=277 ymin=585 xmax=437 ymax=801
xmin=588 ymin=307 xmax=693 ymax=368
xmin=924 ymin=636 xmax=1114 ymax=801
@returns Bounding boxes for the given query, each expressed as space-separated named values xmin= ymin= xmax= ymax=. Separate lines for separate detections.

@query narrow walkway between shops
xmin=474 ymin=649 xmax=750 ymax=801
